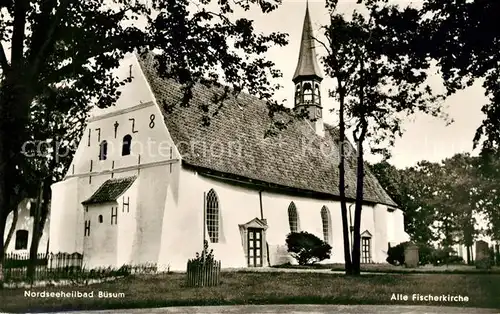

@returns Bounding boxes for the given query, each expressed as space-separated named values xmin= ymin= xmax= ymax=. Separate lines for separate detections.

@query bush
xmin=429 ymin=247 xmax=463 ymax=265
xmin=191 ymin=240 xmax=215 ymax=265
xmin=418 ymin=243 xmax=434 ymax=266
xmin=285 ymin=232 xmax=332 ymax=265
xmin=386 ymin=242 xmax=408 ymax=266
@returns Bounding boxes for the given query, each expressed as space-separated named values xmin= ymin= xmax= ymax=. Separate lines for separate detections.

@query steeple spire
xmin=293 ymin=1 xmax=323 ymax=82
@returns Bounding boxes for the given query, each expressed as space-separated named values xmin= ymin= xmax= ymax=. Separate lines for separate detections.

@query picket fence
xmin=4 ymin=252 xmax=83 ymax=282
xmin=186 ymin=259 xmax=221 ymax=287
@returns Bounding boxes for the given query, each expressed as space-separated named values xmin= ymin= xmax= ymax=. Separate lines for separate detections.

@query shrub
xmin=429 ymin=247 xmax=463 ymax=265
xmin=386 ymin=242 xmax=408 ymax=266
xmin=285 ymin=232 xmax=332 ymax=265
xmin=417 ymin=243 xmax=434 ymax=266
xmin=191 ymin=240 xmax=215 ymax=265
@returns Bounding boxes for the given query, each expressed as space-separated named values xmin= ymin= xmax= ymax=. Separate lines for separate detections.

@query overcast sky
xmin=233 ymin=0 xmax=486 ymax=169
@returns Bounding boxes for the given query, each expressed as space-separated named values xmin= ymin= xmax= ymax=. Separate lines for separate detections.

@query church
xmin=48 ymin=4 xmax=409 ymax=271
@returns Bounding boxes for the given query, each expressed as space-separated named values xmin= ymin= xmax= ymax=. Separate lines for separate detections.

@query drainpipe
xmin=259 ymin=190 xmax=270 ymax=266
xmin=259 ymin=191 xmax=264 ymax=220
xmin=349 ymin=203 xmax=354 ymax=253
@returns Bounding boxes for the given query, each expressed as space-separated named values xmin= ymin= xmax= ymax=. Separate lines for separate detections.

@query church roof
xmin=293 ymin=3 xmax=323 ymax=82
xmin=82 ymin=176 xmax=136 ymax=205
xmin=137 ymin=54 xmax=396 ymax=208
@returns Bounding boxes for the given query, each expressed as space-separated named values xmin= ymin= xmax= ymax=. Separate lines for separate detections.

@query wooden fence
xmin=4 ymin=252 xmax=83 ymax=282
xmin=186 ymin=259 xmax=221 ymax=287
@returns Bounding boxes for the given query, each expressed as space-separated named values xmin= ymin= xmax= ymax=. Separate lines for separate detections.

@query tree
xmin=370 ymin=0 xmax=500 ymax=150
xmin=323 ymin=0 xmax=444 ymax=275
xmin=369 ymin=162 xmax=437 ymax=245
xmin=0 ymin=0 xmax=287 ymax=287
xmin=285 ymin=232 xmax=332 ymax=265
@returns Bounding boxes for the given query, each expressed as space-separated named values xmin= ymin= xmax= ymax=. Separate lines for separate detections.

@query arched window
xmin=295 ymin=84 xmax=301 ymax=104
xmin=314 ymin=84 xmax=321 ymax=104
xmin=15 ymin=230 xmax=29 ymax=250
xmin=321 ymin=206 xmax=331 ymax=243
xmin=206 ymin=189 xmax=219 ymax=243
xmin=122 ymin=134 xmax=132 ymax=156
xmin=288 ymin=202 xmax=298 ymax=233
xmin=99 ymin=140 xmax=108 ymax=160
xmin=98 ymin=215 xmax=103 ymax=223
xmin=302 ymin=82 xmax=313 ymax=103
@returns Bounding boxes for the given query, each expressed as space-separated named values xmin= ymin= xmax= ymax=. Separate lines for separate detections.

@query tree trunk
xmin=351 ymin=135 xmax=366 ymax=276
xmin=4 ymin=205 xmax=19 ymax=251
xmin=0 ymin=215 xmax=5 ymax=289
xmin=338 ymin=92 xmax=352 ymax=275
xmin=466 ymin=244 xmax=471 ymax=265
xmin=27 ymin=175 xmax=52 ymax=281
xmin=0 ymin=129 xmax=7 ymax=289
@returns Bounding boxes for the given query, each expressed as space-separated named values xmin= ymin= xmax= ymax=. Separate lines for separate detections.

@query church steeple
xmin=293 ymin=1 xmax=324 ymax=135
xmin=293 ymin=1 xmax=323 ymax=82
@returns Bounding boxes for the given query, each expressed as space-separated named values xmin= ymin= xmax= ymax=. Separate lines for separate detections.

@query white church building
xmin=48 ymin=5 xmax=409 ymax=271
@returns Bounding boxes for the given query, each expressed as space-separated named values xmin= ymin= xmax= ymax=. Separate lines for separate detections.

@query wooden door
xmin=247 ymin=228 xmax=263 ymax=267
xmin=362 ymin=237 xmax=371 ymax=264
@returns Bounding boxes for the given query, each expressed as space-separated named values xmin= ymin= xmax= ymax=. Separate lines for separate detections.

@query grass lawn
xmin=274 ymin=263 xmax=500 ymax=274
xmin=1 ymin=271 xmax=499 ymax=313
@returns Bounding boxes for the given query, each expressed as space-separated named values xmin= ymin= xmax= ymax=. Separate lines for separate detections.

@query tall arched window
xmin=15 ymin=230 xmax=29 ymax=250
xmin=99 ymin=140 xmax=108 ymax=160
xmin=288 ymin=202 xmax=298 ymax=233
xmin=321 ymin=206 xmax=331 ymax=243
xmin=206 ymin=189 xmax=219 ymax=243
xmin=122 ymin=134 xmax=132 ymax=156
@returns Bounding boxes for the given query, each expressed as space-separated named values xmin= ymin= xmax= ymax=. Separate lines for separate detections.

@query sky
xmin=3 ymin=0 xmax=486 ymax=169
xmin=234 ymin=0 xmax=487 ymax=169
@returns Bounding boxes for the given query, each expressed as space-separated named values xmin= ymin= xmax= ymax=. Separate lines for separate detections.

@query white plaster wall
xmin=117 ymin=181 xmax=138 ymax=267
xmin=49 ymin=178 xmax=79 ymax=253
xmin=83 ymin=203 xmax=118 ymax=269
xmin=131 ymin=166 xmax=172 ymax=265
xmin=373 ymin=204 xmax=388 ymax=263
xmin=390 ymin=209 xmax=410 ymax=244
xmin=4 ymin=199 xmax=50 ymax=255
xmin=160 ymin=167 xmax=386 ymax=271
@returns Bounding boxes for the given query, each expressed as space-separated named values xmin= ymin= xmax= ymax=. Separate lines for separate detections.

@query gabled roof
xmin=82 ymin=176 xmax=136 ymax=205
xmin=137 ymin=54 xmax=397 ymax=208
xmin=293 ymin=2 xmax=323 ymax=82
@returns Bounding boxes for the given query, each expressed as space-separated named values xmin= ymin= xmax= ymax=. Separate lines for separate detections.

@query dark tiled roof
xmin=293 ymin=4 xmax=323 ymax=81
xmin=82 ymin=176 xmax=136 ymax=205
xmin=137 ymin=54 xmax=397 ymax=207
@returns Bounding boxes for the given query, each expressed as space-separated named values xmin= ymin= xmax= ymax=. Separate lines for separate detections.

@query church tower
xmin=293 ymin=2 xmax=324 ymax=135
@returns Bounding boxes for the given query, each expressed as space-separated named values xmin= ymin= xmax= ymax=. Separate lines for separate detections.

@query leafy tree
xmin=285 ymin=232 xmax=332 ymax=265
xmin=370 ymin=162 xmax=437 ymax=245
xmin=0 ymin=0 xmax=287 ymax=287
xmin=322 ymin=0 xmax=444 ymax=275
xmin=370 ymin=0 xmax=500 ymax=150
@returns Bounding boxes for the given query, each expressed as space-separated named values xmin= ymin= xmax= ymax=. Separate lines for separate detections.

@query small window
xmin=99 ymin=140 xmax=108 ymax=160
xmin=122 ymin=135 xmax=132 ymax=156
xmin=98 ymin=215 xmax=103 ymax=223
xmin=288 ymin=202 xmax=298 ymax=233
xmin=15 ymin=230 xmax=29 ymax=250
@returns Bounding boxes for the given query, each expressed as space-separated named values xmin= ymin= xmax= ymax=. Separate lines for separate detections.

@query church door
xmin=362 ymin=237 xmax=371 ymax=263
xmin=247 ymin=228 xmax=263 ymax=267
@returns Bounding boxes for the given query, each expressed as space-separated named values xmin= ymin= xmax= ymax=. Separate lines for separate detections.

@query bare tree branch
xmin=0 ymin=43 xmax=9 ymax=72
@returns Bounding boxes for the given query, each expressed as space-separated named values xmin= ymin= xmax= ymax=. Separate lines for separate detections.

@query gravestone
xmin=475 ymin=240 xmax=491 ymax=269
xmin=404 ymin=243 xmax=419 ymax=268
